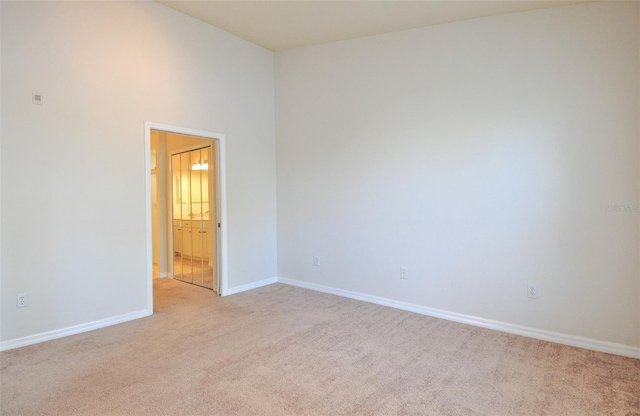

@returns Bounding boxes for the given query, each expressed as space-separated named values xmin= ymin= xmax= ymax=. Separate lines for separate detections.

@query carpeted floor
xmin=1 ymin=278 xmax=639 ymax=415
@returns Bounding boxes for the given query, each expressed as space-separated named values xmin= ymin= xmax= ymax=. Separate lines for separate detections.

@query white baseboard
xmin=4 ymin=278 xmax=637 ymax=359
xmin=276 ymin=277 xmax=640 ymax=359
xmin=225 ymin=276 xmax=278 ymax=296
xmin=0 ymin=310 xmax=151 ymax=352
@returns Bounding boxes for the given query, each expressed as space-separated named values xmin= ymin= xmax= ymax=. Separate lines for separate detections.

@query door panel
xmin=171 ymin=146 xmax=217 ymax=290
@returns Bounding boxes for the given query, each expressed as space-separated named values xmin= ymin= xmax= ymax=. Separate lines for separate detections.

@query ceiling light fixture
xmin=192 ymin=161 xmax=208 ymax=170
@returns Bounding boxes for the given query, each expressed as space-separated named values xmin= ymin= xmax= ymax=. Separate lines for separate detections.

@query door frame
xmin=145 ymin=122 xmax=229 ymax=314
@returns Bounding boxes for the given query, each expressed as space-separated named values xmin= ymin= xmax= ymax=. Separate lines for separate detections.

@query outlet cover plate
xmin=17 ymin=293 xmax=28 ymax=308
xmin=32 ymin=91 xmax=42 ymax=105
xmin=400 ymin=267 xmax=408 ymax=279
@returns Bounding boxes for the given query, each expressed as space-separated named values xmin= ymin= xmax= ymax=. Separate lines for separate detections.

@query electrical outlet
xmin=314 ymin=256 xmax=320 ymax=266
xmin=400 ymin=267 xmax=408 ymax=279
xmin=32 ymin=91 xmax=42 ymax=105
xmin=17 ymin=293 xmax=28 ymax=308
xmin=527 ymin=284 xmax=538 ymax=299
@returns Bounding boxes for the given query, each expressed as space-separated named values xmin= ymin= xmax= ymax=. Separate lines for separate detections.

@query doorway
xmin=145 ymin=122 xmax=228 ymax=314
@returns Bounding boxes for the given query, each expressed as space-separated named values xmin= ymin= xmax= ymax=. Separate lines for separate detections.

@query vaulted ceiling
xmin=156 ymin=1 xmax=595 ymax=51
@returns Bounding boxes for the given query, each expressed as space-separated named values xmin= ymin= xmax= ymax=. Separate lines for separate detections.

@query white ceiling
xmin=156 ymin=0 xmax=595 ymax=52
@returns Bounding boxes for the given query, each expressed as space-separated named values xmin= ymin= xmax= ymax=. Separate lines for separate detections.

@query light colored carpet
xmin=1 ymin=279 xmax=639 ymax=415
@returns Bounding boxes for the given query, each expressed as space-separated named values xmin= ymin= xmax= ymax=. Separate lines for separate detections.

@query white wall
xmin=1 ymin=1 xmax=277 ymax=343
xmin=0 ymin=2 xmax=3 ymax=334
xmin=276 ymin=2 xmax=640 ymax=347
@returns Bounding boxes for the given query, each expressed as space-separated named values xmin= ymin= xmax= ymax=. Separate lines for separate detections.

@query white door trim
xmin=145 ymin=122 xmax=229 ymax=315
